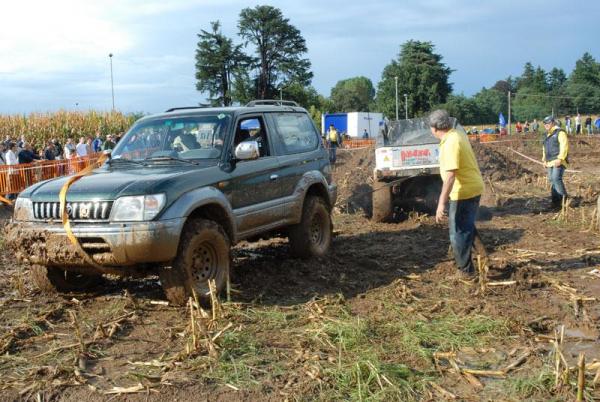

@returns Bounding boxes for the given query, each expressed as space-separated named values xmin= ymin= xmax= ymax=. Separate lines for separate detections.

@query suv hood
xmin=23 ymin=165 xmax=222 ymax=202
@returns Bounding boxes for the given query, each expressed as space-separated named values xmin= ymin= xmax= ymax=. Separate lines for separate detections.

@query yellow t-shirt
xmin=439 ymin=129 xmax=484 ymax=201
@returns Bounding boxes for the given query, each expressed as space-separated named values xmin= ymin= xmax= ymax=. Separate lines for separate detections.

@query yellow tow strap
xmin=59 ymin=154 xmax=109 ymax=269
xmin=0 ymin=195 xmax=13 ymax=206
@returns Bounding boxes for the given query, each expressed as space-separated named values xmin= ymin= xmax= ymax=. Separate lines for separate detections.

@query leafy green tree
xmin=513 ymin=63 xmax=551 ymax=121
xmin=376 ymin=40 xmax=453 ymax=119
xmin=437 ymin=94 xmax=479 ymax=125
xmin=195 ymin=21 xmax=248 ymax=106
xmin=565 ymin=52 xmax=600 ymax=113
xmin=330 ymin=76 xmax=375 ymax=112
xmin=238 ymin=5 xmax=313 ymax=100
xmin=473 ymin=88 xmax=507 ymax=123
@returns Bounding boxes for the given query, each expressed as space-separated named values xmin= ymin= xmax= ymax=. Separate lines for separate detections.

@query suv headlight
xmin=14 ymin=197 xmax=33 ymax=221
xmin=110 ymin=194 xmax=166 ymax=222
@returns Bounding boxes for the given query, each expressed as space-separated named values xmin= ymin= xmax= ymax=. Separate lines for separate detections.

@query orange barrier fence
xmin=342 ymin=139 xmax=376 ymax=149
xmin=467 ymin=133 xmax=502 ymax=143
xmin=0 ymin=153 xmax=102 ymax=198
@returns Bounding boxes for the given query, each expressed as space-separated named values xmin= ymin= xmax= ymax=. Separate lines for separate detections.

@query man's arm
xmin=436 ymin=170 xmax=456 ymax=223
xmin=556 ymin=131 xmax=569 ymax=166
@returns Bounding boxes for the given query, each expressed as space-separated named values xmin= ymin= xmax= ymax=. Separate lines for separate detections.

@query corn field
xmin=0 ymin=110 xmax=139 ymax=148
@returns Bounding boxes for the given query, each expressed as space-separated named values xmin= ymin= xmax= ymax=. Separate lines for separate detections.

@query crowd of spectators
xmin=0 ymin=132 xmax=123 ymax=167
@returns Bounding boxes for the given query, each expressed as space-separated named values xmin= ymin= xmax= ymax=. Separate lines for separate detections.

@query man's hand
xmin=436 ymin=203 xmax=446 ymax=223
xmin=554 ymin=159 xmax=562 ymax=168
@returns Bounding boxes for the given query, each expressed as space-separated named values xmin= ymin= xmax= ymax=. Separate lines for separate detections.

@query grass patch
xmin=506 ymin=368 xmax=555 ymax=400
xmin=391 ymin=313 xmax=509 ymax=361
xmin=313 ymin=308 xmax=430 ymax=401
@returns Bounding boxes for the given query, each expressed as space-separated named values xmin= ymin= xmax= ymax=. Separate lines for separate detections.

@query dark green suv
xmin=10 ymin=101 xmax=336 ymax=305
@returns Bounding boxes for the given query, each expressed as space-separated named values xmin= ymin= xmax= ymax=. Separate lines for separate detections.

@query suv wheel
xmin=31 ymin=265 xmax=102 ymax=293
xmin=289 ymin=196 xmax=332 ymax=258
xmin=372 ymin=181 xmax=392 ymax=222
xmin=159 ymin=219 xmax=230 ymax=306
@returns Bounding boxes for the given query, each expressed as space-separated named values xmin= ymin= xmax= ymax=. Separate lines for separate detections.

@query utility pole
xmin=507 ymin=91 xmax=511 ymax=135
xmin=109 ymin=53 xmax=115 ymax=111
xmin=394 ymin=76 xmax=399 ymax=121
xmin=404 ymin=93 xmax=408 ymax=119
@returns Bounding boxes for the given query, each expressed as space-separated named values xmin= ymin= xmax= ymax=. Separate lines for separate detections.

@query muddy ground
xmin=1 ymin=135 xmax=600 ymax=401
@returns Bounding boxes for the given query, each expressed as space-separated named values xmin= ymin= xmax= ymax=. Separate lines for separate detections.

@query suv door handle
xmin=270 ymin=174 xmax=278 ymax=181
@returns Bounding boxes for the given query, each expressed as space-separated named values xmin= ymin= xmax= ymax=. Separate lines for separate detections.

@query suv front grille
xmin=33 ymin=201 xmax=113 ymax=221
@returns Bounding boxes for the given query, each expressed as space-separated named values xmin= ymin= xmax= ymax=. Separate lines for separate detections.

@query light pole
xmin=394 ymin=76 xmax=398 ymax=121
xmin=280 ymin=87 xmax=283 ymax=100
xmin=404 ymin=93 xmax=408 ymax=119
xmin=109 ymin=53 xmax=115 ymax=110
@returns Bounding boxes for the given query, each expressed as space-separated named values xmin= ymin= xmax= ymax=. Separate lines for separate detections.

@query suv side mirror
xmin=234 ymin=141 xmax=260 ymax=161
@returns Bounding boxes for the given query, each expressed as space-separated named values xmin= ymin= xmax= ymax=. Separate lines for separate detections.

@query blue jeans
xmin=547 ymin=166 xmax=567 ymax=206
xmin=449 ymin=195 xmax=480 ymax=274
xmin=328 ymin=143 xmax=338 ymax=163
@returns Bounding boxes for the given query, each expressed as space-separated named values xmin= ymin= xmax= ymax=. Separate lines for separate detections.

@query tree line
xmin=195 ymin=5 xmax=600 ymax=126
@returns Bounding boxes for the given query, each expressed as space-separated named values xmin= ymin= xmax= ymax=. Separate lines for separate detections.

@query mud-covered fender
xmin=288 ymin=171 xmax=334 ymax=223
xmin=160 ymin=186 xmax=237 ymax=241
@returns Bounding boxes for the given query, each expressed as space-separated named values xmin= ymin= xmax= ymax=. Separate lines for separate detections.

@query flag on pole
xmin=499 ymin=112 xmax=506 ymax=128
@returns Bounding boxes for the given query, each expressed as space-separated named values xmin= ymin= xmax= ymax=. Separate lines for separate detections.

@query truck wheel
xmin=289 ymin=196 xmax=332 ymax=258
xmin=159 ymin=219 xmax=230 ymax=306
xmin=31 ymin=265 xmax=102 ymax=293
xmin=372 ymin=182 xmax=392 ymax=222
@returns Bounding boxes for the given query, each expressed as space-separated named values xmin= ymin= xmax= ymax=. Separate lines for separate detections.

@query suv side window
xmin=233 ymin=116 xmax=270 ymax=157
xmin=271 ymin=113 xmax=319 ymax=155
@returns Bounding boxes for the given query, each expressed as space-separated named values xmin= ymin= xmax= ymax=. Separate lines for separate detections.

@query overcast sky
xmin=1 ymin=0 xmax=599 ymax=114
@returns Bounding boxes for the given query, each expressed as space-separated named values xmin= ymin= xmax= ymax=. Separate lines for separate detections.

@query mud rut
xmin=1 ymin=136 xmax=600 ymax=401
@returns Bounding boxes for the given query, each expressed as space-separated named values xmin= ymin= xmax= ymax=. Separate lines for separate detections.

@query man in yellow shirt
xmin=541 ymin=116 xmax=569 ymax=210
xmin=430 ymin=109 xmax=484 ymax=275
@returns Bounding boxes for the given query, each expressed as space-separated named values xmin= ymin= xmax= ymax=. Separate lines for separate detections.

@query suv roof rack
xmin=165 ymin=105 xmax=210 ymax=112
xmin=245 ymin=100 xmax=299 ymax=107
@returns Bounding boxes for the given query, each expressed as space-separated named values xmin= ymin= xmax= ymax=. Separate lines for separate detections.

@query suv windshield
xmin=111 ymin=114 xmax=231 ymax=161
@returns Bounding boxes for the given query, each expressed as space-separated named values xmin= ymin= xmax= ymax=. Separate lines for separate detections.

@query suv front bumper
xmin=8 ymin=218 xmax=184 ymax=270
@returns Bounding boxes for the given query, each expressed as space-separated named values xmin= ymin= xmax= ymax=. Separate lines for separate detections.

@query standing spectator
xmin=76 ymin=137 xmax=88 ymax=157
xmin=102 ymin=134 xmax=117 ymax=151
xmin=64 ymin=138 xmax=76 ymax=159
xmin=524 ymin=121 xmax=530 ymax=133
xmin=0 ymin=144 xmax=6 ymax=165
xmin=92 ymin=131 xmax=103 ymax=152
xmin=515 ymin=121 xmax=523 ymax=133
xmin=86 ymin=137 xmax=93 ymax=155
xmin=5 ymin=143 xmax=19 ymax=199
xmin=430 ymin=109 xmax=484 ymax=276
xmin=51 ymin=139 xmax=63 ymax=159
xmin=5 ymin=143 xmax=18 ymax=165
xmin=542 ymin=116 xmax=569 ymax=210
xmin=594 ymin=116 xmax=600 ymax=134
xmin=44 ymin=141 xmax=56 ymax=161
xmin=18 ymin=144 xmax=40 ymax=164
xmin=362 ymin=129 xmax=369 ymax=139
xmin=585 ymin=116 xmax=592 ymax=135
xmin=3 ymin=135 xmax=11 ymax=147
xmin=326 ymin=124 xmax=340 ymax=164
xmin=565 ymin=116 xmax=572 ymax=134
xmin=17 ymin=135 xmax=26 ymax=149
xmin=531 ymin=119 xmax=539 ymax=133
xmin=575 ymin=113 xmax=582 ymax=134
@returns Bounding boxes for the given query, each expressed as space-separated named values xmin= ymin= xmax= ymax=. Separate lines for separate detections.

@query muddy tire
xmin=372 ymin=181 xmax=392 ymax=222
xmin=289 ymin=196 xmax=332 ymax=258
xmin=159 ymin=219 xmax=230 ymax=306
xmin=30 ymin=265 xmax=102 ymax=293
